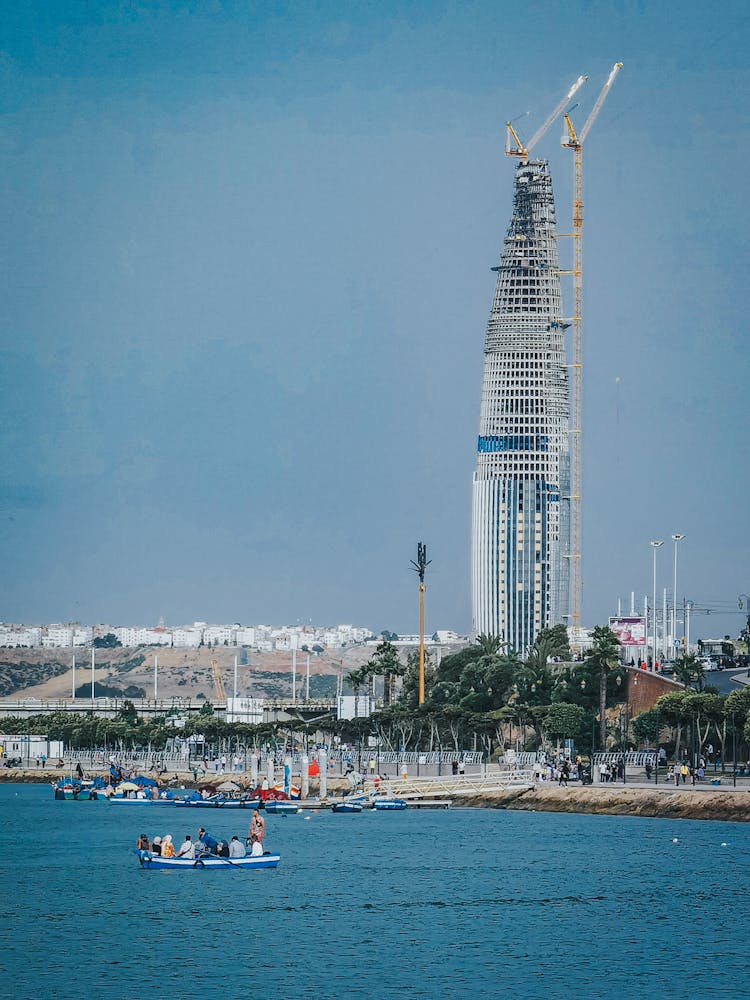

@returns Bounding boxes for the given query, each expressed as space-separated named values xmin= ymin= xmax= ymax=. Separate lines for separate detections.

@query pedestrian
xmin=40 ymin=754 xmax=46 ymax=769
xmin=673 ymin=764 xmax=680 ymax=787
xmin=575 ymin=755 xmax=583 ymax=781
xmin=558 ymin=760 xmax=569 ymax=787
xmin=458 ymin=759 xmax=466 ymax=777
xmin=680 ymin=762 xmax=689 ymax=785
xmin=645 ymin=760 xmax=653 ymax=781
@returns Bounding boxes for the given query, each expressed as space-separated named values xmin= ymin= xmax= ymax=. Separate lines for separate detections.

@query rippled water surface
xmin=1 ymin=783 xmax=748 ymax=998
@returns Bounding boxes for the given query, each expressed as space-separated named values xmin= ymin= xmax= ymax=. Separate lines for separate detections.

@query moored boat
xmin=331 ymin=801 xmax=363 ymax=813
xmin=264 ymin=800 xmax=299 ymax=815
xmin=174 ymin=797 xmax=261 ymax=810
xmin=134 ymin=849 xmax=281 ymax=871
xmin=372 ymin=798 xmax=408 ymax=811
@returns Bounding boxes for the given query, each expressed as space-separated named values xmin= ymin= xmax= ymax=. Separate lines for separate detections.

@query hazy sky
xmin=2 ymin=0 xmax=748 ymax=641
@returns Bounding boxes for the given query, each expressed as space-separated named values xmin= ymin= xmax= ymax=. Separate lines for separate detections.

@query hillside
xmin=0 ymin=645 xmax=382 ymax=702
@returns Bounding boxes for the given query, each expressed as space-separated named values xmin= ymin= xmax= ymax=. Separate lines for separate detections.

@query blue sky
xmin=1 ymin=0 xmax=748 ymax=641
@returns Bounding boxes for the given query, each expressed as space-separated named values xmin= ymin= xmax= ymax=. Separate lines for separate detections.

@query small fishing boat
xmin=52 ymin=779 xmax=108 ymax=801
xmin=263 ymin=800 xmax=299 ymax=815
xmin=134 ymin=849 xmax=281 ymax=871
xmin=109 ymin=796 xmax=173 ymax=805
xmin=372 ymin=798 xmax=408 ymax=811
xmin=174 ymin=797 xmax=261 ymax=810
xmin=331 ymin=801 xmax=363 ymax=813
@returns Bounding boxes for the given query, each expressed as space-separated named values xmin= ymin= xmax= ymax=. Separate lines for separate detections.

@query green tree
xmin=532 ymin=624 xmax=571 ymax=661
xmin=673 ymin=653 xmax=706 ymax=691
xmin=93 ymin=633 xmax=121 ymax=648
xmin=631 ymin=708 xmax=661 ymax=746
xmin=655 ymin=690 xmax=691 ymax=759
xmin=587 ymin=625 xmax=621 ymax=749
xmin=542 ymin=703 xmax=585 ymax=743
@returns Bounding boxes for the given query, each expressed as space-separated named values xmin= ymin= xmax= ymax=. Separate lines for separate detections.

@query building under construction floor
xmin=471 ymin=159 xmax=570 ymax=651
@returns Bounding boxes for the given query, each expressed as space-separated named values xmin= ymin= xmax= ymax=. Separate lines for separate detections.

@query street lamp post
xmin=739 ymin=596 xmax=750 ymax=664
xmin=650 ymin=541 xmax=664 ymax=667
xmin=671 ymin=534 xmax=685 ymax=659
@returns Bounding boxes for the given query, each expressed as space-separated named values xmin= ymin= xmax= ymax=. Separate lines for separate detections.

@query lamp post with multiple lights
xmin=650 ymin=540 xmax=664 ymax=665
xmin=671 ymin=534 xmax=685 ymax=658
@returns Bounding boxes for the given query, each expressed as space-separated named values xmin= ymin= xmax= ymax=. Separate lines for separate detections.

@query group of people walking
xmin=135 ymin=809 xmax=267 ymax=861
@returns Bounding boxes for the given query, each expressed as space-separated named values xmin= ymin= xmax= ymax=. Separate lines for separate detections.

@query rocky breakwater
xmin=460 ymin=783 xmax=750 ymax=822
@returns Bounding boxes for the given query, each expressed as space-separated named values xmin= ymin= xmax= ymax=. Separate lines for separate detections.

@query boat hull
xmin=331 ymin=802 xmax=363 ymax=813
xmin=135 ymin=850 xmax=280 ymax=871
xmin=263 ymin=801 xmax=299 ymax=815
xmin=373 ymin=799 xmax=408 ymax=811
xmin=174 ymin=799 xmax=261 ymax=809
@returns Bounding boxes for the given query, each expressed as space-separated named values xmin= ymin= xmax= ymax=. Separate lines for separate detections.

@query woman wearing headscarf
xmin=160 ymin=834 xmax=174 ymax=858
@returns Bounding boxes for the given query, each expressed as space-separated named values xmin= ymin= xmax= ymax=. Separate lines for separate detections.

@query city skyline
xmin=2 ymin=3 xmax=748 ymax=641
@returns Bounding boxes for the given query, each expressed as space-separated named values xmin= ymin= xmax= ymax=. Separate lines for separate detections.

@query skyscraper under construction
xmin=471 ymin=159 xmax=570 ymax=651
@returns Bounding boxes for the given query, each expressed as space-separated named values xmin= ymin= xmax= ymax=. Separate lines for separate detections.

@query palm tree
xmin=345 ymin=666 xmax=368 ymax=718
xmin=475 ymin=634 xmax=505 ymax=657
xmin=588 ymin=625 xmax=621 ymax=749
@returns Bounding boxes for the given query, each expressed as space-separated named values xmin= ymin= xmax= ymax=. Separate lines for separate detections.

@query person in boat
xmin=228 ymin=836 xmax=246 ymax=859
xmin=176 ymin=835 xmax=195 ymax=859
xmin=248 ymin=810 xmax=265 ymax=845
xmin=161 ymin=834 xmax=175 ymax=858
xmin=136 ymin=833 xmax=151 ymax=851
xmin=197 ymin=828 xmax=219 ymax=855
xmin=250 ymin=839 xmax=264 ymax=857
xmin=151 ymin=836 xmax=162 ymax=856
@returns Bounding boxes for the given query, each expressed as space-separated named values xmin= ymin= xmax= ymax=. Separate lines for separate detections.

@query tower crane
xmin=561 ymin=61 xmax=623 ymax=633
xmin=506 ymin=75 xmax=588 ymax=160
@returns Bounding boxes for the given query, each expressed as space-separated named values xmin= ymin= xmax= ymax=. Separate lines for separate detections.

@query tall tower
xmin=471 ymin=159 xmax=570 ymax=652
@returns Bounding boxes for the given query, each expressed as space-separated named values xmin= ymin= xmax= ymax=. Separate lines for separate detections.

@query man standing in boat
xmin=248 ymin=809 xmax=265 ymax=846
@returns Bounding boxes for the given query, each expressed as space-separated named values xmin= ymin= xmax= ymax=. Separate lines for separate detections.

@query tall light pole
xmin=671 ymin=534 xmax=685 ymax=658
xmin=650 ymin=541 xmax=664 ymax=665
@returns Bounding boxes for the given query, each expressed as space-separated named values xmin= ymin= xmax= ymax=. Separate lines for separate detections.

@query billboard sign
xmin=609 ymin=616 xmax=647 ymax=646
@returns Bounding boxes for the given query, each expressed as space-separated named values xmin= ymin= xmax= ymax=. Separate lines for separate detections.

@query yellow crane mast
xmin=561 ymin=62 xmax=623 ymax=632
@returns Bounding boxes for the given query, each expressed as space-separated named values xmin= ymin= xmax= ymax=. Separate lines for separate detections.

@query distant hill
xmin=0 ymin=660 xmax=70 ymax=698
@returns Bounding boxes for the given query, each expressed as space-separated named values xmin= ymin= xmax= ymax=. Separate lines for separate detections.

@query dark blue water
xmin=1 ymin=784 xmax=747 ymax=999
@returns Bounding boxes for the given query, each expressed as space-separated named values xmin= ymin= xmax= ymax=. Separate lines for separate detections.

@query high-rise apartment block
xmin=471 ymin=160 xmax=570 ymax=651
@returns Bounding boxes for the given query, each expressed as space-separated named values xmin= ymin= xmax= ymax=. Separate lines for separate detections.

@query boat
xmin=53 ymin=779 xmax=108 ymax=801
xmin=108 ymin=796 xmax=173 ymax=805
xmin=134 ymin=849 xmax=281 ymax=871
xmin=331 ymin=801 xmax=363 ymax=813
xmin=263 ymin=800 xmax=299 ymax=815
xmin=372 ymin=798 xmax=408 ymax=811
xmin=174 ymin=797 xmax=261 ymax=810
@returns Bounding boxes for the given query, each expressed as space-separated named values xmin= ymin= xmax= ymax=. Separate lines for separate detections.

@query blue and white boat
xmin=134 ymin=849 xmax=280 ymax=871
xmin=263 ymin=800 xmax=299 ymax=815
xmin=174 ymin=796 xmax=261 ymax=810
xmin=372 ymin=798 xmax=408 ymax=811
xmin=331 ymin=801 xmax=363 ymax=813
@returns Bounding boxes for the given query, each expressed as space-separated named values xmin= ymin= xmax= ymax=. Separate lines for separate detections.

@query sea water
xmin=0 ymin=783 xmax=747 ymax=999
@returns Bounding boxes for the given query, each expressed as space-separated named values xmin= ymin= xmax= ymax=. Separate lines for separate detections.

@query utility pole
xmin=411 ymin=542 xmax=431 ymax=706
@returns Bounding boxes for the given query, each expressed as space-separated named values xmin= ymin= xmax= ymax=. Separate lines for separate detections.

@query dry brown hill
xmin=0 ymin=645 xmax=378 ymax=702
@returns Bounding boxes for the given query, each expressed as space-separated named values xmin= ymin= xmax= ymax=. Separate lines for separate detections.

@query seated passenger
xmin=250 ymin=839 xmax=263 ymax=857
xmin=151 ymin=836 xmax=162 ymax=856
xmin=228 ymin=836 xmax=246 ymax=859
xmin=176 ymin=835 xmax=195 ymax=859
xmin=136 ymin=833 xmax=150 ymax=851
xmin=161 ymin=835 xmax=174 ymax=858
